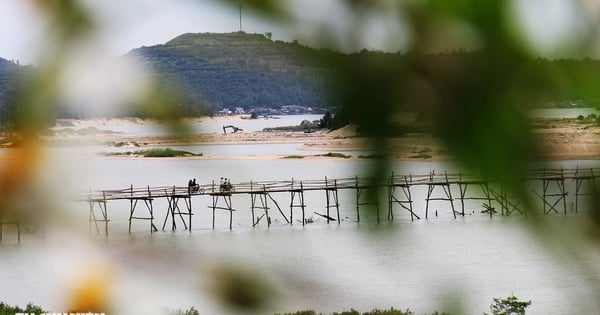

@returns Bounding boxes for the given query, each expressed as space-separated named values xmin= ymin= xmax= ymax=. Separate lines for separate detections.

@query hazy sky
xmin=0 ymin=0 xmax=595 ymax=64
xmin=0 ymin=0 xmax=406 ymax=64
xmin=0 ymin=0 xmax=292 ymax=63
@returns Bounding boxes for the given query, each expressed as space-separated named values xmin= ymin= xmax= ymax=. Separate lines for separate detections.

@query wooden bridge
xmin=73 ymin=167 xmax=599 ymax=236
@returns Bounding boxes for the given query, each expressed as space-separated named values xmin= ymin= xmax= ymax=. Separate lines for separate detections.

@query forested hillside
xmin=128 ymin=33 xmax=600 ymax=117
xmin=127 ymin=32 xmax=341 ymax=115
xmin=0 ymin=58 xmax=20 ymax=105
xmin=2 ymin=32 xmax=600 ymax=124
xmin=0 ymin=58 xmax=24 ymax=126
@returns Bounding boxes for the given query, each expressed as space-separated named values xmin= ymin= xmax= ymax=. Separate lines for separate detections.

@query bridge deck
xmin=82 ymin=167 xmax=599 ymax=201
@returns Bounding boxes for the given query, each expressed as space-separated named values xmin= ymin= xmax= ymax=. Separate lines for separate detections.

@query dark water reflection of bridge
xmin=67 ymin=167 xmax=599 ymax=236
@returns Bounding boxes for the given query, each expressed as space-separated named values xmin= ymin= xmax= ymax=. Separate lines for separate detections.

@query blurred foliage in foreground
xmin=0 ymin=0 xmax=599 ymax=314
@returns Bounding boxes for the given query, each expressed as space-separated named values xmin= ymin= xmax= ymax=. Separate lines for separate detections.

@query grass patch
xmin=318 ymin=152 xmax=351 ymax=158
xmin=284 ymin=155 xmax=306 ymax=159
xmin=140 ymin=148 xmax=198 ymax=157
xmin=409 ymin=153 xmax=432 ymax=159
xmin=357 ymin=154 xmax=385 ymax=159
xmin=284 ymin=152 xmax=351 ymax=159
xmin=99 ymin=148 xmax=202 ymax=157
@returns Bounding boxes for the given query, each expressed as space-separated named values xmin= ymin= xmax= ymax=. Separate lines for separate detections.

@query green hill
xmin=127 ymin=32 xmax=340 ymax=115
xmin=0 ymin=58 xmax=24 ymax=125
xmin=2 ymin=32 xmax=600 ymax=125
xmin=0 ymin=58 xmax=20 ymax=105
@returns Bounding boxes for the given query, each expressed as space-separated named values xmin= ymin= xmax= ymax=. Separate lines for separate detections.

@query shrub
xmin=284 ymin=155 xmax=306 ymax=159
xmin=320 ymin=152 xmax=351 ymax=158
xmin=485 ymin=295 xmax=531 ymax=315
xmin=0 ymin=301 xmax=45 ymax=315
xmin=171 ymin=306 xmax=200 ymax=315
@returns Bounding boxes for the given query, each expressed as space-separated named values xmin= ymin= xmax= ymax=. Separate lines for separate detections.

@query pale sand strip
xmin=45 ymin=119 xmax=600 ymax=161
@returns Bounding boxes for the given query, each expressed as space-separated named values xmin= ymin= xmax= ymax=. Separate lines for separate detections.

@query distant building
xmin=235 ymin=107 xmax=245 ymax=114
xmin=217 ymin=108 xmax=233 ymax=116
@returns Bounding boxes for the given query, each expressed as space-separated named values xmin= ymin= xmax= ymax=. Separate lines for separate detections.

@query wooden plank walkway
xmin=67 ymin=167 xmax=599 ymax=237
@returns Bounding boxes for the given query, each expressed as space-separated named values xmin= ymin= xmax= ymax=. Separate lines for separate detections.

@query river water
xmin=1 ymin=113 xmax=600 ymax=315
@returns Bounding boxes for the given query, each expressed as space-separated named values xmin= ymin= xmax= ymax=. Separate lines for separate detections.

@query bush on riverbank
xmin=99 ymin=147 xmax=202 ymax=157
xmin=0 ymin=301 xmax=45 ymax=315
xmin=274 ymin=308 xmax=447 ymax=315
xmin=283 ymin=152 xmax=352 ymax=159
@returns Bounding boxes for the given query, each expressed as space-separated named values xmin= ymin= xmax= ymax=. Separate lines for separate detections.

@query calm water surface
xmin=529 ymin=107 xmax=600 ymax=118
xmin=1 ymin=116 xmax=599 ymax=314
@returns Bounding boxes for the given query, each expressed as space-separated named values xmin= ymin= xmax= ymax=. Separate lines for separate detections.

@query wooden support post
xmin=387 ymin=174 xmax=393 ymax=221
xmin=479 ymin=182 xmax=495 ymax=218
xmin=128 ymin=185 xmax=156 ymax=233
xmin=212 ymin=195 xmax=216 ymax=229
xmin=575 ymin=168 xmax=597 ymax=213
xmin=388 ymin=178 xmax=418 ymax=220
xmin=289 ymin=182 xmax=306 ymax=225
xmin=129 ymin=185 xmax=134 ymax=233
xmin=250 ymin=181 xmax=255 ymax=225
xmin=425 ymin=172 xmax=456 ymax=219
xmin=102 ymin=191 xmax=109 ymax=236
xmin=538 ymin=168 xmax=568 ymax=215
xmin=88 ymin=196 xmax=109 ymax=236
xmin=267 ymin=193 xmax=288 ymax=224
xmin=575 ymin=167 xmax=583 ymax=213
xmin=458 ymin=174 xmax=466 ymax=216
xmin=445 ymin=172 xmax=456 ymax=219
xmin=355 ymin=176 xmax=360 ymax=222
xmin=501 ymin=187 xmax=508 ymax=216
xmin=251 ymin=191 xmax=270 ymax=227
xmin=88 ymin=199 xmax=98 ymax=235
xmin=324 ymin=177 xmax=340 ymax=224
xmin=356 ymin=183 xmax=380 ymax=222
xmin=561 ymin=169 xmax=567 ymax=215
xmin=210 ymin=193 xmax=234 ymax=230
xmin=189 ymin=195 xmax=192 ymax=231
xmin=325 ymin=177 xmax=330 ymax=224
xmin=148 ymin=186 xmax=156 ymax=232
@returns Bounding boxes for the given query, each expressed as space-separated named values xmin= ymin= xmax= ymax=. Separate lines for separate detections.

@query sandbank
xmin=43 ymin=118 xmax=600 ymax=162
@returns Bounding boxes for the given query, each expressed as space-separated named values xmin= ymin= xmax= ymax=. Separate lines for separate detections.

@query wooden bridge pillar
xmin=425 ymin=171 xmax=456 ymax=219
xmin=456 ymin=175 xmax=497 ymax=217
xmin=88 ymin=192 xmax=109 ymax=236
xmin=534 ymin=168 xmax=568 ymax=215
xmin=128 ymin=185 xmax=157 ymax=233
xmin=250 ymin=191 xmax=270 ymax=227
xmin=162 ymin=186 xmax=193 ymax=232
xmin=210 ymin=193 xmax=235 ymax=229
xmin=478 ymin=181 xmax=496 ymax=217
xmin=325 ymin=177 xmax=340 ymax=224
xmin=289 ymin=180 xmax=306 ymax=225
xmin=575 ymin=168 xmax=597 ymax=213
xmin=355 ymin=176 xmax=380 ymax=222
xmin=388 ymin=174 xmax=418 ymax=221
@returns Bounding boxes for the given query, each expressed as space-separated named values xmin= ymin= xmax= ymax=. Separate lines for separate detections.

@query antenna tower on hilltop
xmin=239 ymin=5 xmax=243 ymax=32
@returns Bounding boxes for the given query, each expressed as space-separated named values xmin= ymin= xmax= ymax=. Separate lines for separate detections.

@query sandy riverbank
xmin=54 ymin=115 xmax=250 ymax=127
xmin=34 ymin=117 xmax=600 ymax=161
